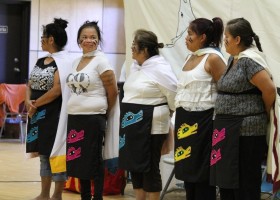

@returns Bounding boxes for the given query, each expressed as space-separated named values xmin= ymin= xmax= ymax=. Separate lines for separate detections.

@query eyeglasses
xmin=41 ymin=36 xmax=49 ymax=39
xmin=131 ymin=42 xmax=137 ymax=49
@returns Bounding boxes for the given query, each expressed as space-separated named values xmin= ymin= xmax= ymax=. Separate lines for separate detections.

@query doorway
xmin=0 ymin=1 xmax=30 ymax=84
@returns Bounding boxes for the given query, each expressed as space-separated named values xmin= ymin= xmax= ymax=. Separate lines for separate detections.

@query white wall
xmin=29 ymin=0 xmax=125 ymax=80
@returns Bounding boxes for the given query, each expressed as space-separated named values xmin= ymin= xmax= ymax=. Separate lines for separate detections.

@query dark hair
xmin=77 ymin=21 xmax=102 ymax=46
xmin=226 ymin=18 xmax=262 ymax=52
xmin=189 ymin=17 xmax=224 ymax=48
xmin=133 ymin=29 xmax=164 ymax=58
xmin=42 ymin=18 xmax=68 ymax=51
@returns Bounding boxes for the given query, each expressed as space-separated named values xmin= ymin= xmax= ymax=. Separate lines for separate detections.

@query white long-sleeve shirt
xmin=122 ymin=55 xmax=177 ymax=134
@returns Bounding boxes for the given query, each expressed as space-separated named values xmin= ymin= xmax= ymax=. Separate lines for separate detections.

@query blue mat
xmin=261 ymin=174 xmax=280 ymax=199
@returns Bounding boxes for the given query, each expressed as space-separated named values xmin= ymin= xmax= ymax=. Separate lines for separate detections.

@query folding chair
xmin=261 ymin=164 xmax=280 ymax=200
xmin=160 ymin=157 xmax=185 ymax=200
xmin=0 ymin=83 xmax=27 ymax=142
xmin=160 ymin=157 xmax=220 ymax=200
xmin=0 ymin=102 xmax=26 ymax=142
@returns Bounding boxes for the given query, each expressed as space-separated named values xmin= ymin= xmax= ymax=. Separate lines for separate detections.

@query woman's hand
xmin=250 ymin=69 xmax=276 ymax=120
xmin=27 ymin=100 xmax=37 ymax=118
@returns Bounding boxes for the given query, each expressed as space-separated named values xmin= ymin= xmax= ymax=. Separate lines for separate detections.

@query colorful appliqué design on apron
xmin=66 ymin=114 xmax=106 ymax=179
xmin=118 ymin=102 xmax=165 ymax=172
xmin=174 ymin=107 xmax=214 ymax=182
xmin=26 ymin=108 xmax=46 ymax=152
xmin=210 ymin=114 xmax=243 ymax=188
xmin=66 ymin=129 xmax=84 ymax=161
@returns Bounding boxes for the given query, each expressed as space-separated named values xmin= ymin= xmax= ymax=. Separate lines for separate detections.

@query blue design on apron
xmin=118 ymin=102 xmax=165 ymax=172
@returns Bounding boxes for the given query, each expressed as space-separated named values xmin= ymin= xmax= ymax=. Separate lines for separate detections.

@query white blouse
xmin=122 ymin=56 xmax=177 ymax=134
xmin=175 ymin=54 xmax=217 ymax=111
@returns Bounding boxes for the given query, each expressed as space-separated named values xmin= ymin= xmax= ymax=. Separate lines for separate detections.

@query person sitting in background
xmin=210 ymin=18 xmax=276 ymax=200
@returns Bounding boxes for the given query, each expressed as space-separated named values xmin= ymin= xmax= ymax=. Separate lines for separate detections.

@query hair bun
xmin=157 ymin=43 xmax=164 ymax=48
xmin=83 ymin=20 xmax=99 ymax=26
xmin=54 ymin=18 xmax=68 ymax=29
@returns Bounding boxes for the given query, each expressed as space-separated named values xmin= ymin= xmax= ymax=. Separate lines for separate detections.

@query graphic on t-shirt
xmin=67 ymin=146 xmax=81 ymax=161
xmin=177 ymin=122 xmax=198 ymax=139
xmin=67 ymin=129 xmax=85 ymax=144
xmin=119 ymin=134 xmax=125 ymax=149
xmin=174 ymin=146 xmax=191 ymax=162
xmin=212 ymin=128 xmax=225 ymax=146
xmin=210 ymin=148 xmax=221 ymax=166
xmin=66 ymin=73 xmax=90 ymax=95
xmin=165 ymin=0 xmax=195 ymax=48
xmin=29 ymin=66 xmax=57 ymax=90
xmin=121 ymin=110 xmax=143 ymax=128
xmin=30 ymin=109 xmax=46 ymax=124
xmin=26 ymin=126 xmax=39 ymax=143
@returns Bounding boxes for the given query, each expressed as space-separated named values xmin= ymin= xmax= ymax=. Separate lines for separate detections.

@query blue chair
xmin=0 ymin=102 xmax=26 ymax=142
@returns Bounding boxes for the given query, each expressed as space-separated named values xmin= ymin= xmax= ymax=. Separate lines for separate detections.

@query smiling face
xmin=78 ymin=27 xmax=99 ymax=54
xmin=185 ymin=27 xmax=204 ymax=52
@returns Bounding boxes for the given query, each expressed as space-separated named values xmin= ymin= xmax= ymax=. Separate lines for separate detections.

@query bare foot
xmin=32 ymin=195 xmax=50 ymax=200
xmin=50 ymin=197 xmax=62 ymax=200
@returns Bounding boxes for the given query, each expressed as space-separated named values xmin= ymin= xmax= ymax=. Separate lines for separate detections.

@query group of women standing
xmin=25 ymin=16 xmax=276 ymax=200
xmin=120 ymin=17 xmax=275 ymax=200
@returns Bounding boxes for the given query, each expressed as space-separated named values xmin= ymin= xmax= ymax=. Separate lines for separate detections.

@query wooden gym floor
xmin=0 ymin=141 xmax=185 ymax=200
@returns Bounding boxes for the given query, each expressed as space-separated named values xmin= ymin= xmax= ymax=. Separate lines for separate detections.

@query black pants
xmin=220 ymin=136 xmax=266 ymax=200
xmin=80 ymin=162 xmax=104 ymax=200
xmin=184 ymin=181 xmax=216 ymax=200
xmin=80 ymin=126 xmax=105 ymax=200
xmin=131 ymin=134 xmax=167 ymax=192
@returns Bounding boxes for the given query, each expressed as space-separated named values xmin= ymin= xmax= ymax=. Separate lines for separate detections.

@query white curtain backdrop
xmin=124 ymin=0 xmax=280 ymax=86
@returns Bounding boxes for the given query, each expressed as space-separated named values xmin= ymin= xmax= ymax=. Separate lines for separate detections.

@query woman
xmin=66 ymin=21 xmax=118 ymax=200
xmin=210 ymin=18 xmax=276 ymax=200
xmin=119 ymin=29 xmax=177 ymax=200
xmin=25 ymin=18 xmax=70 ymax=200
xmin=174 ymin=17 xmax=226 ymax=200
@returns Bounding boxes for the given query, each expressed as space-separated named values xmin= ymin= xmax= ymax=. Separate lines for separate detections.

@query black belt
xmin=218 ymin=87 xmax=262 ymax=95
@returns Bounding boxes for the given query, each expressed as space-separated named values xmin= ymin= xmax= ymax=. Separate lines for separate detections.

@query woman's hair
xmin=42 ymin=18 xmax=68 ymax=51
xmin=189 ymin=17 xmax=224 ymax=48
xmin=76 ymin=21 xmax=102 ymax=46
xmin=226 ymin=18 xmax=262 ymax=52
xmin=133 ymin=29 xmax=164 ymax=58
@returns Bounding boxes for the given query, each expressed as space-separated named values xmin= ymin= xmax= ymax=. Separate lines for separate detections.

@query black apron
xmin=26 ymin=95 xmax=61 ymax=156
xmin=210 ymin=114 xmax=243 ymax=188
xmin=174 ymin=107 xmax=214 ymax=182
xmin=118 ymin=102 xmax=165 ymax=172
xmin=66 ymin=114 xmax=106 ymax=179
